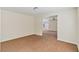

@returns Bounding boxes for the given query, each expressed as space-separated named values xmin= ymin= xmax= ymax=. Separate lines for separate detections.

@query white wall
xmin=58 ymin=8 xmax=77 ymax=44
xmin=77 ymin=8 xmax=79 ymax=49
xmin=1 ymin=9 xmax=35 ymax=42
xmin=0 ymin=8 xmax=1 ymax=41
xmin=34 ymin=15 xmax=43 ymax=35
xmin=77 ymin=8 xmax=79 ymax=38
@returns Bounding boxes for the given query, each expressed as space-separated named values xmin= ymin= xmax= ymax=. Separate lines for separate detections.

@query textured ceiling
xmin=1 ymin=7 xmax=75 ymax=15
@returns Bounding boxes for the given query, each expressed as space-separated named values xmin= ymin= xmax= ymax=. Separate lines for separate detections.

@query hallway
xmin=43 ymin=30 xmax=57 ymax=39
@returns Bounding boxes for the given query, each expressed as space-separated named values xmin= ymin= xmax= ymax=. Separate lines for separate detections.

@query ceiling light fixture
xmin=33 ymin=7 xmax=38 ymax=12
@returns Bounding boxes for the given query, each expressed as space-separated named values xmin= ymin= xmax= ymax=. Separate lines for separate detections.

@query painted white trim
xmin=0 ymin=33 xmax=35 ymax=42
xmin=78 ymin=46 xmax=79 ymax=51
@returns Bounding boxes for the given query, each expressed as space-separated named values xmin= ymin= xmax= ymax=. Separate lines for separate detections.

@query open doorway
xmin=42 ymin=15 xmax=57 ymax=40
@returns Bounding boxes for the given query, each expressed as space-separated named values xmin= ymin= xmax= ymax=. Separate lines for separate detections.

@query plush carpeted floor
xmin=1 ymin=31 xmax=78 ymax=52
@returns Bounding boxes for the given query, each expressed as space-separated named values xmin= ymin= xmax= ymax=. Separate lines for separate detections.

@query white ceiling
xmin=1 ymin=7 xmax=74 ymax=15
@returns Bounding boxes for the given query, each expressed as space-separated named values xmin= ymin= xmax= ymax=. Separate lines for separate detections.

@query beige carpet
xmin=1 ymin=31 xmax=78 ymax=52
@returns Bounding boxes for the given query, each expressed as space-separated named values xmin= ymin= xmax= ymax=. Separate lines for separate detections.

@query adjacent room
xmin=0 ymin=7 xmax=79 ymax=52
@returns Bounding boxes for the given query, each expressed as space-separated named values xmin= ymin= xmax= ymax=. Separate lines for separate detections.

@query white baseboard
xmin=35 ymin=32 xmax=42 ymax=36
xmin=0 ymin=33 xmax=35 ymax=42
